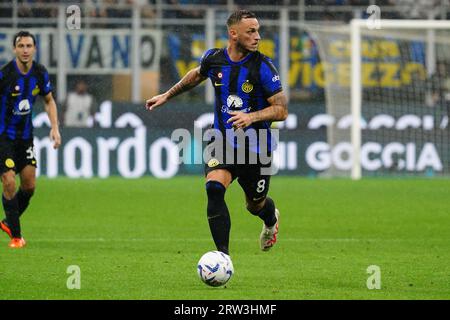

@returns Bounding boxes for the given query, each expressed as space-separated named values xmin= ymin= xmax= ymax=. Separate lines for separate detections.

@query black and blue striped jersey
xmin=200 ymin=48 xmax=282 ymax=153
xmin=0 ymin=60 xmax=52 ymax=140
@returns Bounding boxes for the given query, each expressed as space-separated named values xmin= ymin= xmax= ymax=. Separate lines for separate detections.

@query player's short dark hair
xmin=227 ymin=10 xmax=257 ymax=27
xmin=13 ymin=31 xmax=36 ymax=47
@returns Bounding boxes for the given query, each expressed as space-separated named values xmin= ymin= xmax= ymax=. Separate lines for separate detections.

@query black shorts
xmin=0 ymin=137 xmax=37 ymax=174
xmin=204 ymin=142 xmax=273 ymax=202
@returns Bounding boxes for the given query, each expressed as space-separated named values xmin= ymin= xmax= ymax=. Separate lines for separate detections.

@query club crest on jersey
xmin=226 ymin=95 xmax=243 ymax=111
xmin=5 ymin=158 xmax=15 ymax=169
xmin=217 ymin=72 xmax=223 ymax=79
xmin=241 ymin=81 xmax=253 ymax=93
xmin=32 ymin=85 xmax=40 ymax=96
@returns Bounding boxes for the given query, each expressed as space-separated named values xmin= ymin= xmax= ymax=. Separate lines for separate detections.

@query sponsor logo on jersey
xmin=272 ymin=75 xmax=280 ymax=82
xmin=226 ymin=95 xmax=243 ymax=111
xmin=19 ymin=99 xmax=30 ymax=111
xmin=214 ymin=82 xmax=224 ymax=87
xmin=208 ymin=158 xmax=220 ymax=168
xmin=13 ymin=99 xmax=31 ymax=115
xmin=5 ymin=158 xmax=15 ymax=169
xmin=241 ymin=81 xmax=253 ymax=93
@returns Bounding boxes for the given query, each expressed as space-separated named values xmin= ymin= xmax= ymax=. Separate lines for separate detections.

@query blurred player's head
xmin=13 ymin=31 xmax=36 ymax=65
xmin=227 ymin=10 xmax=260 ymax=53
xmin=75 ymin=80 xmax=88 ymax=94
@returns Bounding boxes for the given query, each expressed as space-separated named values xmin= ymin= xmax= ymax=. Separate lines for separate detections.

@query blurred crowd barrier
xmin=31 ymin=100 xmax=449 ymax=178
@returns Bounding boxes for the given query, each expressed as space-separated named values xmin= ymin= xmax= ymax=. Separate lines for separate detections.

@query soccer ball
xmin=197 ymin=251 xmax=234 ymax=287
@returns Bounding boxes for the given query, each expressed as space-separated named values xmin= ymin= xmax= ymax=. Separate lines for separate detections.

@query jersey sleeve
xmin=260 ymin=58 xmax=282 ymax=98
xmin=40 ymin=66 xmax=53 ymax=96
xmin=199 ymin=49 xmax=216 ymax=77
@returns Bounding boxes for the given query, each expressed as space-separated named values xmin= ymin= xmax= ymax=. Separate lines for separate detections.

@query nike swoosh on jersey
xmin=214 ymin=82 xmax=224 ymax=87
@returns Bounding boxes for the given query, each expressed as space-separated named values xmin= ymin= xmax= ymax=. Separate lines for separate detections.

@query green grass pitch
xmin=0 ymin=176 xmax=449 ymax=299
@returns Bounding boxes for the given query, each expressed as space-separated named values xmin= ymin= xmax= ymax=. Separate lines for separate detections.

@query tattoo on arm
xmin=270 ymin=93 xmax=288 ymax=120
xmin=251 ymin=92 xmax=288 ymax=122
xmin=167 ymin=67 xmax=205 ymax=99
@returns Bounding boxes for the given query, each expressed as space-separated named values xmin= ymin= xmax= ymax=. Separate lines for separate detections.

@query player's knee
xmin=246 ymin=198 xmax=266 ymax=215
xmin=247 ymin=197 xmax=275 ymax=216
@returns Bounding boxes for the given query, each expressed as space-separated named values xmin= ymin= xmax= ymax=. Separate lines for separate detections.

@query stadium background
xmin=1 ymin=1 xmax=449 ymax=178
xmin=0 ymin=1 xmax=449 ymax=300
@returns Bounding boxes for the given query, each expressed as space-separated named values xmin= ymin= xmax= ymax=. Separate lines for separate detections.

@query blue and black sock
xmin=2 ymin=195 xmax=21 ymax=238
xmin=206 ymin=181 xmax=231 ymax=255
xmin=16 ymin=188 xmax=33 ymax=217
xmin=254 ymin=197 xmax=277 ymax=228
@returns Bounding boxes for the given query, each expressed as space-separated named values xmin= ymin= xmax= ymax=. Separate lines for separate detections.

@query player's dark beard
xmin=236 ymin=40 xmax=251 ymax=55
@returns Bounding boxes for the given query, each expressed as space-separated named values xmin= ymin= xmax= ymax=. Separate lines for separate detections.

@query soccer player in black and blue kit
xmin=146 ymin=10 xmax=288 ymax=257
xmin=0 ymin=31 xmax=61 ymax=248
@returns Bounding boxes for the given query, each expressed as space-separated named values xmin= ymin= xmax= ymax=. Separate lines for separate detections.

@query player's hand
xmin=145 ymin=93 xmax=168 ymax=111
xmin=227 ymin=111 xmax=254 ymax=129
xmin=50 ymin=127 xmax=61 ymax=149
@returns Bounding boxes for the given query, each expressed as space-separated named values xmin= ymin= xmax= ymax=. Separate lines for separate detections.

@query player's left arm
xmin=43 ymin=92 xmax=62 ymax=149
xmin=227 ymin=91 xmax=288 ymax=129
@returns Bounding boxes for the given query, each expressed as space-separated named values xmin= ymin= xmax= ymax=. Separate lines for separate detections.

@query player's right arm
xmin=145 ymin=66 xmax=206 ymax=111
